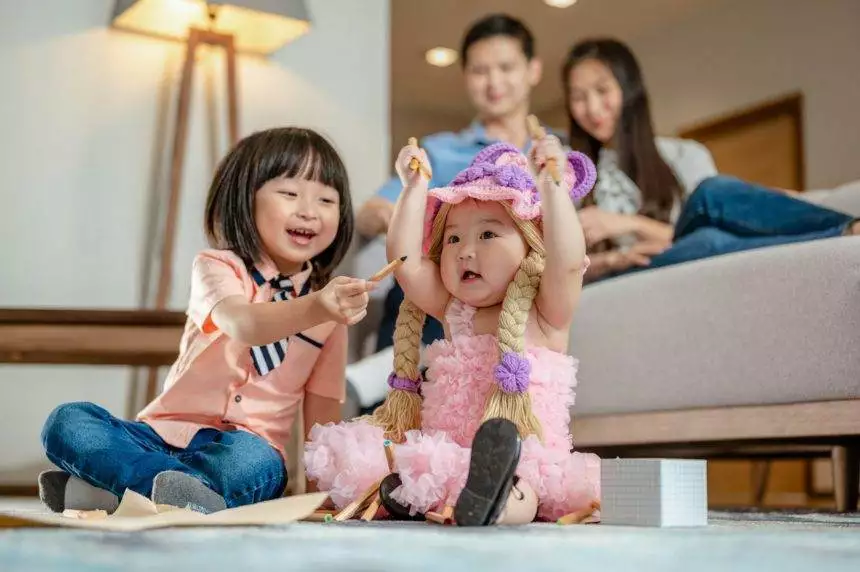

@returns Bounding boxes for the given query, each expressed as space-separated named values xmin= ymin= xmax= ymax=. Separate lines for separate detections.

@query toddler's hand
xmin=530 ymin=134 xmax=567 ymax=187
xmin=317 ymin=276 xmax=376 ymax=325
xmin=395 ymin=140 xmax=431 ymax=187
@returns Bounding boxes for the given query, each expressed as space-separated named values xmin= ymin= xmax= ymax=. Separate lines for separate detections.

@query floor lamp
xmin=109 ymin=0 xmax=312 ymax=401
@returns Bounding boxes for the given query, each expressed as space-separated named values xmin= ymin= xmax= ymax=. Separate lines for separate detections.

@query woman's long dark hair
xmin=562 ymin=38 xmax=681 ymax=223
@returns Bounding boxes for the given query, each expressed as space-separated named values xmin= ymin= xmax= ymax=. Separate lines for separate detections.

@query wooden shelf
xmin=0 ymin=308 xmax=184 ymax=367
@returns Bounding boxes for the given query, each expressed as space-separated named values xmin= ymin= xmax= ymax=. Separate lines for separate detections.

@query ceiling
xmin=390 ymin=0 xmax=716 ymax=116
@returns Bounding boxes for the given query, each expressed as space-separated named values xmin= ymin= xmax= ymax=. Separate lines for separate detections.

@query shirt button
xmin=234 ymin=395 xmax=242 ymax=403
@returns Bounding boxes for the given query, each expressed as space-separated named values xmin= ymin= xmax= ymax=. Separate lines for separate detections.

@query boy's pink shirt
xmin=136 ymin=249 xmax=346 ymax=461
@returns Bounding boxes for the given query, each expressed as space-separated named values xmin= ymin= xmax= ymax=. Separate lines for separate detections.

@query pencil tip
xmin=399 ymin=255 xmax=407 ymax=261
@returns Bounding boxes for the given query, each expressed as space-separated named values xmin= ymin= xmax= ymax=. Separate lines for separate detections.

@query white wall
xmin=636 ymin=0 xmax=860 ymax=190
xmin=0 ymin=0 xmax=389 ymax=484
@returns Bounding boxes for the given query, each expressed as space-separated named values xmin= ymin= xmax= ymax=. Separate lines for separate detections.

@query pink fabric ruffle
xmin=385 ymin=430 xmax=600 ymax=520
xmin=517 ymin=437 xmax=601 ymax=521
xmin=303 ymin=420 xmax=389 ymax=508
xmin=303 ymin=297 xmax=600 ymax=520
xmin=388 ymin=430 xmax=471 ymax=514
xmin=422 ymin=300 xmax=578 ymax=451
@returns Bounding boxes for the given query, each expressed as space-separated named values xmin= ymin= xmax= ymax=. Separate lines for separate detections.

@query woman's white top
xmin=591 ymin=137 xmax=718 ymax=247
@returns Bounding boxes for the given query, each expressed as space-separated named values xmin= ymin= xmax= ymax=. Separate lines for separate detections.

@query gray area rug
xmin=2 ymin=512 xmax=859 ymax=572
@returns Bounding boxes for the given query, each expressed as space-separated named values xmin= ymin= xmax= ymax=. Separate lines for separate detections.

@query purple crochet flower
xmin=494 ymin=352 xmax=531 ymax=394
xmin=387 ymin=372 xmax=421 ymax=393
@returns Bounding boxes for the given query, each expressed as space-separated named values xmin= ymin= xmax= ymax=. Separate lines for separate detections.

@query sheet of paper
xmin=0 ymin=490 xmax=329 ymax=531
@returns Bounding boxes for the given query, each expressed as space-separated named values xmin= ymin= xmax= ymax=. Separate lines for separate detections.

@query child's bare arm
xmin=304 ymin=394 xmax=341 ymax=439
xmin=532 ymin=136 xmax=588 ymax=331
xmin=386 ymin=142 xmax=450 ymax=321
xmin=211 ymin=277 xmax=375 ymax=346
xmin=302 ymin=324 xmax=347 ymax=492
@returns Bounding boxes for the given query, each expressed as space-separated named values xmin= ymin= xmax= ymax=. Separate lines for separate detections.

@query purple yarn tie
xmin=494 ymin=352 xmax=531 ymax=393
xmin=388 ymin=372 xmax=420 ymax=393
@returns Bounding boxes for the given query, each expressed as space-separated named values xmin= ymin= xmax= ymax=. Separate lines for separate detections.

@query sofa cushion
xmin=570 ymin=236 xmax=860 ymax=416
xmin=801 ymin=180 xmax=860 ymax=217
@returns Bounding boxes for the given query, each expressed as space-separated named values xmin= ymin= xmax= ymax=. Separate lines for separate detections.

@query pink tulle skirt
xmin=304 ymin=420 xmax=601 ymax=521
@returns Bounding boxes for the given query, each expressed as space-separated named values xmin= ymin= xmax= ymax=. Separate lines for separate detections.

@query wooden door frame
xmin=678 ymin=92 xmax=805 ymax=190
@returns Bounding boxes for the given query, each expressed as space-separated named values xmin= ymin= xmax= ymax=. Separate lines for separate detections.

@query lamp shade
xmin=111 ymin=0 xmax=311 ymax=55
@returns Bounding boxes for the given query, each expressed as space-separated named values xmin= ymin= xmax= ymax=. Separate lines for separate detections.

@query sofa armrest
xmin=569 ymin=237 xmax=860 ymax=417
xmin=800 ymin=180 xmax=860 ymax=217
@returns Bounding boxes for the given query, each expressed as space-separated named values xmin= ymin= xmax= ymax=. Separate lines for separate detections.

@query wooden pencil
xmin=407 ymin=137 xmax=432 ymax=179
xmin=361 ymin=496 xmax=382 ymax=521
xmin=526 ymin=115 xmax=561 ymax=184
xmin=383 ymin=439 xmax=396 ymax=471
xmin=369 ymin=255 xmax=407 ymax=282
xmin=334 ymin=477 xmax=385 ymax=521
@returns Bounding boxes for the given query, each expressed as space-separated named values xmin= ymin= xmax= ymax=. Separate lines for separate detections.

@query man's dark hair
xmin=460 ymin=14 xmax=535 ymax=66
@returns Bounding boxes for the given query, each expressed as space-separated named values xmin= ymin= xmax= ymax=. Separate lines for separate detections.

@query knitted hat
xmin=422 ymin=142 xmax=596 ymax=254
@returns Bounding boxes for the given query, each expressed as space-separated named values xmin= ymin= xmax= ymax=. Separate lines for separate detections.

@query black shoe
xmin=379 ymin=473 xmax=425 ymax=521
xmin=454 ymin=418 xmax=521 ymax=526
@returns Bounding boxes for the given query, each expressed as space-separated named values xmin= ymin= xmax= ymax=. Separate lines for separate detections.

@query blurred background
xmin=1 ymin=0 xmax=858 ymax=510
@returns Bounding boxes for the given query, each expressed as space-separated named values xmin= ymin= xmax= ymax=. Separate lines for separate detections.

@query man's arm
xmin=356 ymin=196 xmax=395 ymax=238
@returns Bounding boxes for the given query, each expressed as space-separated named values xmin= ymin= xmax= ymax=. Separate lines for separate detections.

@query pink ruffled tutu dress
xmin=304 ymin=299 xmax=600 ymax=521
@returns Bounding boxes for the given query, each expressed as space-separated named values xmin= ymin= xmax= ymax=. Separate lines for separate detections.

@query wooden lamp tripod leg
xmin=141 ymin=29 xmax=240 ymax=406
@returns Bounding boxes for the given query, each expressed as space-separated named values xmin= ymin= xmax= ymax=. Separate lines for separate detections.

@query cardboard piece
xmin=0 ymin=489 xmax=329 ymax=531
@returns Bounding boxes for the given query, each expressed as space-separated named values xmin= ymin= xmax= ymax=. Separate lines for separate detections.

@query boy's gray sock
xmin=38 ymin=470 xmax=119 ymax=513
xmin=151 ymin=471 xmax=226 ymax=514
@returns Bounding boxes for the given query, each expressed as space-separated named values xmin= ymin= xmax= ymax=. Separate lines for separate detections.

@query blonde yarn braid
xmin=367 ymin=298 xmax=425 ymax=443
xmin=481 ymin=248 xmax=545 ymax=440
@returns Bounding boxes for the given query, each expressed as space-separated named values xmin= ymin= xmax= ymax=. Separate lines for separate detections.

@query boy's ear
xmin=527 ymin=57 xmax=543 ymax=88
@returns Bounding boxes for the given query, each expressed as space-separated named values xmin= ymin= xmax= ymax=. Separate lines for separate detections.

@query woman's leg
xmin=178 ymin=429 xmax=287 ymax=509
xmin=40 ymin=402 xmax=188 ymax=509
xmin=675 ymin=176 xmax=854 ymax=240
xmin=645 ymin=225 xmax=849 ymax=270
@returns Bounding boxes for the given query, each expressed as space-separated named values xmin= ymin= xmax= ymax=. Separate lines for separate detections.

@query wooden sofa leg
xmin=751 ymin=461 xmax=770 ymax=505
xmin=832 ymin=446 xmax=859 ymax=512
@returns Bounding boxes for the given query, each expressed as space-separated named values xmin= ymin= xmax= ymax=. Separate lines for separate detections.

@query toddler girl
xmin=305 ymin=132 xmax=601 ymax=525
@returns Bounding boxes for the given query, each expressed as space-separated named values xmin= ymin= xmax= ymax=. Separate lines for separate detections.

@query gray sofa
xmin=340 ymin=181 xmax=860 ymax=510
xmin=569 ymin=182 xmax=860 ymax=511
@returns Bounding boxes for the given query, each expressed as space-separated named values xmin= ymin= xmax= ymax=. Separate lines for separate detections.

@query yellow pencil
xmin=408 ymin=137 xmax=432 ymax=179
xmin=369 ymin=255 xmax=407 ymax=282
xmin=383 ymin=439 xmax=396 ymax=472
xmin=527 ymin=115 xmax=561 ymax=184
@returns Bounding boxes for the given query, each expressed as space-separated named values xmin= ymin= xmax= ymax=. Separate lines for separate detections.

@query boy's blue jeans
xmin=41 ymin=402 xmax=286 ymax=508
xmin=617 ymin=175 xmax=854 ymax=276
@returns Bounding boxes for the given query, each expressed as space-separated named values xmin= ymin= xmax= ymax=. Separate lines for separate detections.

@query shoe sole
xmin=454 ymin=418 xmax=521 ymax=527
xmin=379 ymin=473 xmax=425 ymax=521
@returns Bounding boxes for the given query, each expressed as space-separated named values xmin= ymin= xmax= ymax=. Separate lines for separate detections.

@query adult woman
xmin=562 ymin=39 xmax=858 ymax=281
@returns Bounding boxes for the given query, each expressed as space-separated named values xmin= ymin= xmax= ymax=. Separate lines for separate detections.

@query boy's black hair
xmin=460 ymin=13 xmax=535 ymax=66
xmin=204 ymin=127 xmax=354 ymax=288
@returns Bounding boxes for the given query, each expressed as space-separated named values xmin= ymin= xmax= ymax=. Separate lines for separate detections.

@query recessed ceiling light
xmin=544 ymin=0 xmax=578 ymax=7
xmin=425 ymin=47 xmax=458 ymax=67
